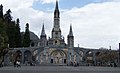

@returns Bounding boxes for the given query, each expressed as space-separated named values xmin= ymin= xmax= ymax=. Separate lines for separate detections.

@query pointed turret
xmin=55 ymin=0 xmax=59 ymax=10
xmin=68 ymin=25 xmax=73 ymax=36
xmin=40 ymin=23 xmax=46 ymax=38
xmin=41 ymin=24 xmax=46 ymax=36
xmin=40 ymin=23 xmax=47 ymax=47
xmin=67 ymin=25 xmax=74 ymax=47
xmin=54 ymin=0 xmax=60 ymax=18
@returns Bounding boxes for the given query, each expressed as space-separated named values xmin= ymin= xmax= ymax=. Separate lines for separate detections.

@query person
xmin=14 ymin=61 xmax=16 ymax=67
xmin=114 ymin=63 xmax=117 ymax=67
xmin=71 ymin=62 xmax=73 ymax=66
xmin=16 ymin=60 xmax=21 ymax=67
xmin=0 ymin=62 xmax=4 ymax=67
xmin=74 ymin=62 xmax=77 ymax=67
xmin=77 ymin=62 xmax=79 ymax=66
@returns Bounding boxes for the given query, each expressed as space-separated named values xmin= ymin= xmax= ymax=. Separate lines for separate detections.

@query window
xmin=55 ymin=40 xmax=57 ymax=44
xmin=31 ymin=42 xmax=35 ymax=47
xmin=55 ymin=32 xmax=58 ymax=35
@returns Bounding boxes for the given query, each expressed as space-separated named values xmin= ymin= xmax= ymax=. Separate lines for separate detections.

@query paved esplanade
xmin=0 ymin=66 xmax=120 ymax=73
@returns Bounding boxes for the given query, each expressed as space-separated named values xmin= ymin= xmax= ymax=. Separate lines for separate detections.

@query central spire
xmin=52 ymin=0 xmax=61 ymax=38
xmin=55 ymin=0 xmax=58 ymax=10
xmin=54 ymin=0 xmax=60 ymax=18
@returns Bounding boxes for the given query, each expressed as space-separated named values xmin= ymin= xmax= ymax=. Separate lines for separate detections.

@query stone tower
xmin=40 ymin=24 xmax=47 ymax=47
xmin=52 ymin=0 xmax=61 ymax=39
xmin=47 ymin=0 xmax=65 ymax=46
xmin=67 ymin=25 xmax=74 ymax=47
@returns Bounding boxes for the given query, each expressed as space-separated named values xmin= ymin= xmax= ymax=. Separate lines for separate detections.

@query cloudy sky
xmin=0 ymin=0 xmax=120 ymax=50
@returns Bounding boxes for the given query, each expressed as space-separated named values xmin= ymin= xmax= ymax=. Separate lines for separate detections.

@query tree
xmin=4 ymin=9 xmax=16 ymax=48
xmin=97 ymin=50 xmax=118 ymax=64
xmin=0 ymin=18 xmax=8 ymax=62
xmin=0 ymin=4 xmax=3 ymax=19
xmin=15 ymin=18 xmax=22 ymax=47
xmin=4 ymin=9 xmax=12 ymax=23
xmin=23 ymin=23 xmax=30 ymax=47
xmin=8 ymin=21 xmax=16 ymax=48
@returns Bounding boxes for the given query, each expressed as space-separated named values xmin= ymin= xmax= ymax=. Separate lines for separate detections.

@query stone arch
xmin=39 ymin=51 xmax=44 ymax=64
xmin=32 ymin=48 xmax=44 ymax=64
xmin=86 ymin=50 xmax=94 ymax=64
xmin=8 ymin=52 xmax=13 ymax=63
xmin=32 ymin=49 xmax=38 ymax=62
xmin=95 ymin=52 xmax=101 ymax=57
xmin=14 ymin=50 xmax=22 ymax=62
xmin=79 ymin=51 xmax=84 ymax=57
xmin=73 ymin=51 xmax=83 ymax=63
xmin=50 ymin=50 xmax=67 ymax=64
xmin=24 ymin=50 xmax=32 ymax=64
xmin=95 ymin=51 xmax=101 ymax=65
xmin=79 ymin=50 xmax=84 ymax=61
xmin=50 ymin=50 xmax=67 ymax=57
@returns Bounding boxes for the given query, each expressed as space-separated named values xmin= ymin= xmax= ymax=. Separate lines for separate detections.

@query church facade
xmin=4 ymin=1 xmax=118 ymax=66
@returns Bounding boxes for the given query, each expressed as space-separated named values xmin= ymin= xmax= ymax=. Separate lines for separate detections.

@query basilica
xmin=4 ymin=1 xmax=118 ymax=66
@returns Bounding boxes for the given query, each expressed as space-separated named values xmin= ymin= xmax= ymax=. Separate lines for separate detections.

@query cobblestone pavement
xmin=0 ymin=66 xmax=120 ymax=73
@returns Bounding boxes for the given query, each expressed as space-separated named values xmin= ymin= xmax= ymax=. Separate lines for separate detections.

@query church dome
xmin=30 ymin=31 xmax=39 ymax=41
xmin=21 ymin=31 xmax=39 ymax=41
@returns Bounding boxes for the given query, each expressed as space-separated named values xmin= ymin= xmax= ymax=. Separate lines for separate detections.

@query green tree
xmin=8 ymin=21 xmax=16 ymax=48
xmin=15 ymin=18 xmax=22 ymax=47
xmin=97 ymin=50 xmax=118 ymax=64
xmin=23 ymin=23 xmax=30 ymax=47
xmin=4 ymin=9 xmax=16 ymax=48
xmin=0 ymin=18 xmax=8 ymax=62
xmin=0 ymin=4 xmax=3 ymax=19
xmin=0 ymin=4 xmax=8 ymax=61
xmin=4 ymin=9 xmax=12 ymax=23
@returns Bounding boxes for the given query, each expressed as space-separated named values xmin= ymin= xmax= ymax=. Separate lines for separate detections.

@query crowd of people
xmin=67 ymin=61 xmax=118 ymax=67
xmin=67 ymin=62 xmax=79 ymax=67
xmin=0 ymin=61 xmax=118 ymax=67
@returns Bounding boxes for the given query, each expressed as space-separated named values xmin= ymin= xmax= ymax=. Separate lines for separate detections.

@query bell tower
xmin=52 ymin=0 xmax=61 ymax=39
xmin=67 ymin=25 xmax=74 ymax=47
xmin=40 ymin=24 xmax=47 ymax=47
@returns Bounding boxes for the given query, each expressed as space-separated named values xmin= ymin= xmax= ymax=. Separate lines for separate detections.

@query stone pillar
xmin=43 ymin=48 xmax=46 ymax=64
xmin=93 ymin=52 xmax=96 ymax=66
xmin=76 ymin=55 xmax=80 ymax=63
xmin=71 ymin=50 xmax=74 ymax=63
xmin=67 ymin=49 xmax=70 ymax=64
xmin=38 ymin=50 xmax=40 ymax=64
xmin=71 ymin=49 xmax=74 ymax=62
xmin=43 ymin=55 xmax=46 ymax=64
xmin=83 ymin=51 xmax=87 ymax=63
xmin=4 ymin=54 xmax=9 ymax=65
xmin=62 ymin=58 xmax=64 ymax=64
xmin=48 ymin=55 xmax=50 ymax=63
xmin=22 ymin=51 xmax=24 ymax=64
xmin=67 ymin=55 xmax=70 ymax=64
xmin=71 ymin=55 xmax=74 ymax=63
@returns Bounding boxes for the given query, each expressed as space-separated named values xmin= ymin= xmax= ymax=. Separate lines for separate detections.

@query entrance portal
xmin=50 ymin=50 xmax=67 ymax=64
xmin=64 ymin=59 xmax=66 ymax=63
xmin=51 ymin=59 xmax=53 ymax=63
